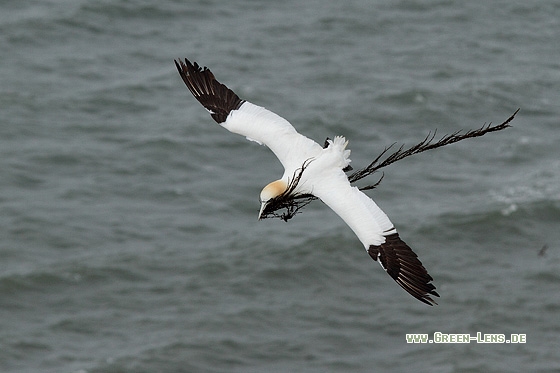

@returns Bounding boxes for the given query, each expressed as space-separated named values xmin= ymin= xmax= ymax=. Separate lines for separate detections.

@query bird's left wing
xmin=313 ymin=171 xmax=439 ymax=305
xmin=175 ymin=59 xmax=321 ymax=170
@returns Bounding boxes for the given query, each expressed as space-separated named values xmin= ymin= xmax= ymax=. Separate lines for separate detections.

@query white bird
xmin=175 ymin=58 xmax=439 ymax=305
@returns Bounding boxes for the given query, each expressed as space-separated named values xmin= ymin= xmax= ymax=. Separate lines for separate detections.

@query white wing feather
xmin=312 ymin=170 xmax=397 ymax=247
xmin=223 ymin=101 xmax=323 ymax=171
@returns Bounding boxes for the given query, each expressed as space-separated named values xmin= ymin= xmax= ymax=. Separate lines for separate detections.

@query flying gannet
xmin=175 ymin=58 xmax=439 ymax=305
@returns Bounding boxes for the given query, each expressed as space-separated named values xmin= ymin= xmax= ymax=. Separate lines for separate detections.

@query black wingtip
xmin=368 ymin=233 xmax=439 ymax=306
xmin=175 ymin=58 xmax=245 ymax=123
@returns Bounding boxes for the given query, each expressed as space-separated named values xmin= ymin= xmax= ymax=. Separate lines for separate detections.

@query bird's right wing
xmin=175 ymin=59 xmax=322 ymax=171
xmin=314 ymin=172 xmax=439 ymax=305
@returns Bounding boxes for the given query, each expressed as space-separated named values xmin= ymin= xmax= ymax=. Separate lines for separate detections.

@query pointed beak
xmin=258 ymin=200 xmax=268 ymax=220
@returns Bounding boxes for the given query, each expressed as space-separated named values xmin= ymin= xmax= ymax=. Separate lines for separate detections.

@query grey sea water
xmin=1 ymin=0 xmax=559 ymax=372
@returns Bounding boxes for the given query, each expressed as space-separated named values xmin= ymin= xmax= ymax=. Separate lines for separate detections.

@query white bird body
xmin=228 ymin=102 xmax=394 ymax=247
xmin=175 ymin=59 xmax=439 ymax=305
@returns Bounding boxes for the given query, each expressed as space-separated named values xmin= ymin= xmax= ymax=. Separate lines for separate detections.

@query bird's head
xmin=258 ymin=180 xmax=288 ymax=220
